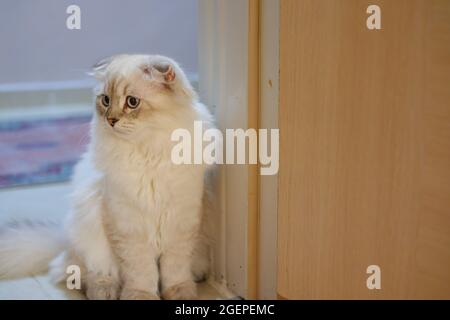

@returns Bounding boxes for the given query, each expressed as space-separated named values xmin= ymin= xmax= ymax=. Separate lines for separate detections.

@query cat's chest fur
xmin=100 ymin=139 xmax=175 ymax=215
xmin=95 ymin=135 xmax=204 ymax=250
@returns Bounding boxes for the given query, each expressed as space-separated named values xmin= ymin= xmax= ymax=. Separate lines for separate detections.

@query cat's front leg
xmin=119 ymin=239 xmax=160 ymax=300
xmin=104 ymin=207 xmax=160 ymax=300
xmin=61 ymin=187 xmax=122 ymax=300
xmin=114 ymin=234 xmax=160 ymax=300
xmin=160 ymin=239 xmax=198 ymax=300
xmin=159 ymin=205 xmax=202 ymax=303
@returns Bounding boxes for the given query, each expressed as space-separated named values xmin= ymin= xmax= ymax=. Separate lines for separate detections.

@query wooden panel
xmin=278 ymin=0 xmax=450 ymax=299
xmin=247 ymin=0 xmax=260 ymax=300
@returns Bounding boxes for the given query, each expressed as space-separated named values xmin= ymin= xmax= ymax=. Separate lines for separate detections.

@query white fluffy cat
xmin=0 ymin=54 xmax=214 ymax=300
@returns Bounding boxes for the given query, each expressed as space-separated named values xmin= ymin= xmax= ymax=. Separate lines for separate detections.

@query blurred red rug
xmin=0 ymin=115 xmax=91 ymax=189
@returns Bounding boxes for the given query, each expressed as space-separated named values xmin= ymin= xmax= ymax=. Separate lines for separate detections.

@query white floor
xmin=0 ymin=182 xmax=226 ymax=300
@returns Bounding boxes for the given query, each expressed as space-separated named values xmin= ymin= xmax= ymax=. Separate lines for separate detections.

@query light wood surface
xmin=278 ymin=0 xmax=450 ymax=299
xmin=247 ymin=0 xmax=261 ymax=300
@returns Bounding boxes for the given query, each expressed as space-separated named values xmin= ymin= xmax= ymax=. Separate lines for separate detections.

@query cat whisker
xmin=120 ymin=124 xmax=134 ymax=128
xmin=119 ymin=122 xmax=135 ymax=127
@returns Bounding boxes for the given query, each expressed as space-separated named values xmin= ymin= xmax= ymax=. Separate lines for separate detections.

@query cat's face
xmin=92 ymin=54 xmax=195 ymax=139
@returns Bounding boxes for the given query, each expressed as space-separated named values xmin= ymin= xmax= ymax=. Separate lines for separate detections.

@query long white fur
xmin=0 ymin=54 xmax=214 ymax=300
xmin=0 ymin=221 xmax=65 ymax=278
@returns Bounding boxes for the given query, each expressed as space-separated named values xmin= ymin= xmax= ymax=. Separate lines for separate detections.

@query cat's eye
xmin=100 ymin=95 xmax=110 ymax=107
xmin=126 ymin=96 xmax=140 ymax=109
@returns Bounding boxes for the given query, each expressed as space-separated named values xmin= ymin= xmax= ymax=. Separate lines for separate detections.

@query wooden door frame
xmin=247 ymin=0 xmax=261 ymax=300
xmin=248 ymin=0 xmax=280 ymax=300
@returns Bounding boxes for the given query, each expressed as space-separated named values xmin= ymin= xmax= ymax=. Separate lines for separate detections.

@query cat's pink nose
xmin=107 ymin=117 xmax=119 ymax=127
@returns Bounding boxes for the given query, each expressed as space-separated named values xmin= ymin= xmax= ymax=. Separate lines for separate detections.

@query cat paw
xmin=162 ymin=280 xmax=197 ymax=300
xmin=120 ymin=288 xmax=160 ymax=300
xmin=86 ymin=276 xmax=120 ymax=300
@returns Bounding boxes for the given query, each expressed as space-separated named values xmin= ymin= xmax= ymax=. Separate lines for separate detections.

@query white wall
xmin=198 ymin=0 xmax=249 ymax=298
xmin=0 ymin=0 xmax=198 ymax=85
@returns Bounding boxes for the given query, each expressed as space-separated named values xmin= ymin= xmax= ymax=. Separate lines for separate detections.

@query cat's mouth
xmin=105 ymin=119 xmax=135 ymax=136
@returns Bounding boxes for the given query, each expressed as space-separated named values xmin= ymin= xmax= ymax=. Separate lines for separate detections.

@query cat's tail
xmin=0 ymin=220 xmax=66 ymax=279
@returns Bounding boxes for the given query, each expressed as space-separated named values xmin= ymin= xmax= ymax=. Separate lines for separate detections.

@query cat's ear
xmin=142 ymin=62 xmax=176 ymax=83
xmin=153 ymin=62 xmax=176 ymax=82
xmin=89 ymin=56 xmax=113 ymax=81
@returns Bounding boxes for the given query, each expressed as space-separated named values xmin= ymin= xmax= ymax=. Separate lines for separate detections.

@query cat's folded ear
xmin=89 ymin=56 xmax=114 ymax=81
xmin=142 ymin=62 xmax=176 ymax=83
